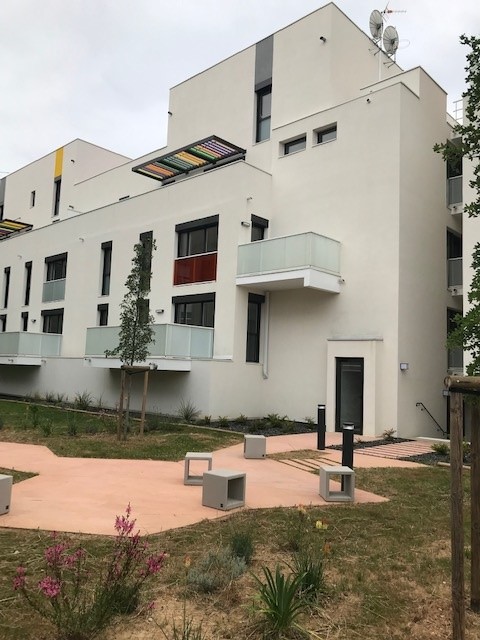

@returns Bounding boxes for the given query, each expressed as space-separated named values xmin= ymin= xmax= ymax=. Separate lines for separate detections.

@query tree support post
xmin=450 ymin=391 xmax=465 ymax=640
xmin=471 ymin=403 xmax=480 ymax=612
xmin=140 ymin=370 xmax=149 ymax=436
xmin=118 ymin=369 xmax=126 ymax=441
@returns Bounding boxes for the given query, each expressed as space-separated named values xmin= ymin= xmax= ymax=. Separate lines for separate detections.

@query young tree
xmin=435 ymin=35 xmax=480 ymax=372
xmin=107 ymin=238 xmax=156 ymax=439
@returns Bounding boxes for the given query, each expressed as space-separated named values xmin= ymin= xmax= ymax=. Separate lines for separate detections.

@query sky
xmin=0 ymin=0 xmax=478 ymax=175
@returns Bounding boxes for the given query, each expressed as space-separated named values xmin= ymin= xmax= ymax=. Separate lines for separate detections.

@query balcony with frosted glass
xmin=0 ymin=332 xmax=62 ymax=365
xmin=84 ymin=323 xmax=214 ymax=370
xmin=448 ymin=257 xmax=462 ymax=296
xmin=236 ymin=232 xmax=341 ymax=293
xmin=447 ymin=176 xmax=462 ymax=208
xmin=42 ymin=278 xmax=66 ymax=302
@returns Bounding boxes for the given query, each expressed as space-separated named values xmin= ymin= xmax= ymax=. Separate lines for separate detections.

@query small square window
xmin=283 ymin=136 xmax=306 ymax=155
xmin=316 ymin=124 xmax=337 ymax=145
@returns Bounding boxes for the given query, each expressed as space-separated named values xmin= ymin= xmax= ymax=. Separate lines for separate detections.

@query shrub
xmin=202 ymin=415 xmax=211 ymax=426
xmin=216 ymin=416 xmax=230 ymax=429
xmin=234 ymin=414 xmax=248 ymax=426
xmin=44 ymin=391 xmax=56 ymax=404
xmin=431 ymin=442 xmax=449 ymax=456
xmin=290 ymin=551 xmax=326 ymax=603
xmin=229 ymin=531 xmax=254 ymax=565
xmin=304 ymin=416 xmax=315 ymax=426
xmin=187 ymin=548 xmax=246 ymax=593
xmin=74 ymin=391 xmax=93 ymax=411
xmin=253 ymin=565 xmax=308 ymax=637
xmin=84 ymin=423 xmax=99 ymax=436
xmin=177 ymin=399 xmax=200 ymax=424
xmin=67 ymin=412 xmax=77 ymax=437
xmin=55 ymin=393 xmax=66 ymax=405
xmin=40 ymin=420 xmax=52 ymax=437
xmin=382 ymin=428 xmax=396 ymax=441
xmin=26 ymin=404 xmax=40 ymax=429
xmin=13 ymin=505 xmax=166 ymax=640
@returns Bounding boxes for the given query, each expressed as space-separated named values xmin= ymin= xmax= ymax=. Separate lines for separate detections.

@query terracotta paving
xmin=0 ymin=433 xmax=424 ymax=537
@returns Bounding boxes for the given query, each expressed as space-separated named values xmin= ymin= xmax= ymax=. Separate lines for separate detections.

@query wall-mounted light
xmin=155 ymin=309 xmax=164 ymax=314
xmin=79 ymin=237 xmax=85 ymax=242
xmin=319 ymin=36 xmax=327 ymax=43
xmin=400 ymin=362 xmax=409 ymax=371
xmin=31 ymin=318 xmax=36 ymax=323
xmin=241 ymin=221 xmax=251 ymax=227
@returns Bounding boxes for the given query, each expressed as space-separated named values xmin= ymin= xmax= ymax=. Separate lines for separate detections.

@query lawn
xmin=1 ymin=399 xmax=479 ymax=638
xmin=0 ymin=399 xmax=243 ymax=460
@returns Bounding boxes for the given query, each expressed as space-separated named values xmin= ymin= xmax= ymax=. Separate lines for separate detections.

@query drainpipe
xmin=262 ymin=292 xmax=270 ymax=379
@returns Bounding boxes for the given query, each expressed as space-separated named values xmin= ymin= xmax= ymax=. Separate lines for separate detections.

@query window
xmin=251 ymin=215 xmax=269 ymax=242
xmin=173 ymin=293 xmax=215 ymax=327
xmin=97 ymin=303 xmax=109 ymax=326
xmin=21 ymin=311 xmax=28 ymax=331
xmin=53 ymin=178 xmax=61 ymax=217
xmin=256 ymin=84 xmax=272 ymax=143
xmin=177 ymin=216 xmax=218 ymax=258
xmin=30 ymin=190 xmax=36 ymax=208
xmin=45 ymin=253 xmax=67 ymax=281
xmin=42 ymin=308 xmax=64 ymax=334
xmin=101 ymin=242 xmax=112 ymax=295
xmin=316 ymin=124 xmax=337 ymax=144
xmin=0 ymin=204 xmax=3 ymax=221
xmin=3 ymin=267 xmax=10 ymax=308
xmin=283 ymin=136 xmax=306 ymax=155
xmin=246 ymin=293 xmax=265 ymax=362
xmin=0 ymin=314 xmax=6 ymax=332
xmin=24 ymin=261 xmax=32 ymax=306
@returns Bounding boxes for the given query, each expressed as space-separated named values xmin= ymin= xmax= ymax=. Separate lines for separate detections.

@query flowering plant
xmin=13 ymin=505 xmax=165 ymax=640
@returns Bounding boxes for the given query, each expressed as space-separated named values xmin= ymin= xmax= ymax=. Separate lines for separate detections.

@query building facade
xmin=0 ymin=3 xmax=464 ymax=437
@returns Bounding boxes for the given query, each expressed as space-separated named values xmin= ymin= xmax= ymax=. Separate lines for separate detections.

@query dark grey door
xmin=335 ymin=357 xmax=364 ymax=434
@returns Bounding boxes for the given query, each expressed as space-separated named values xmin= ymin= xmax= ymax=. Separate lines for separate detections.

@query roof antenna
xmin=369 ymin=5 xmax=406 ymax=80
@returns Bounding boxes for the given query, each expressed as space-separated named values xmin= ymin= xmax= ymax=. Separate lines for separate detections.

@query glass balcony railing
xmin=237 ymin=232 xmax=340 ymax=277
xmin=85 ymin=323 xmax=214 ymax=359
xmin=42 ymin=278 xmax=66 ymax=302
xmin=448 ymin=346 xmax=464 ymax=370
xmin=448 ymin=257 xmax=463 ymax=287
xmin=447 ymin=176 xmax=462 ymax=206
xmin=0 ymin=332 xmax=62 ymax=357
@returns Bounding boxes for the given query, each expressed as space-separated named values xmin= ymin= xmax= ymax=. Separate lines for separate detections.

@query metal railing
xmin=448 ymin=257 xmax=463 ymax=287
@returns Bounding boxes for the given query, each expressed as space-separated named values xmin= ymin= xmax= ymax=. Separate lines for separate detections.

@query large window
xmin=42 ymin=308 xmax=64 ymax=334
xmin=97 ymin=303 xmax=109 ymax=327
xmin=101 ymin=241 xmax=112 ymax=295
xmin=173 ymin=293 xmax=215 ymax=328
xmin=246 ymin=293 xmax=265 ymax=362
xmin=256 ymin=84 xmax=272 ymax=143
xmin=177 ymin=217 xmax=218 ymax=258
xmin=46 ymin=253 xmax=67 ymax=281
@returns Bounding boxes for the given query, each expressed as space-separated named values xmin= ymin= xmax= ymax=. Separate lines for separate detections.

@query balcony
xmin=42 ymin=278 xmax=66 ymax=302
xmin=447 ymin=176 xmax=463 ymax=208
xmin=448 ymin=257 xmax=463 ymax=296
xmin=236 ymin=232 xmax=341 ymax=293
xmin=84 ymin=323 xmax=214 ymax=370
xmin=0 ymin=332 xmax=62 ymax=365
xmin=448 ymin=346 xmax=464 ymax=373
xmin=174 ymin=253 xmax=217 ymax=285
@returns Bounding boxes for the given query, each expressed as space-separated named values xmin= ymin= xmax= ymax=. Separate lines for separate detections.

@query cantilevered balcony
xmin=42 ymin=278 xmax=66 ymax=302
xmin=0 ymin=332 xmax=62 ymax=365
xmin=84 ymin=323 xmax=214 ymax=370
xmin=448 ymin=257 xmax=463 ymax=296
xmin=447 ymin=176 xmax=463 ymax=208
xmin=236 ymin=232 xmax=341 ymax=293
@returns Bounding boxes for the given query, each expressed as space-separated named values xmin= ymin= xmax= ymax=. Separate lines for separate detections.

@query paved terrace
xmin=0 ymin=433 xmax=425 ymax=536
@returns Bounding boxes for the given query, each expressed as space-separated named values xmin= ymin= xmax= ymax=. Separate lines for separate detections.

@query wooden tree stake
xmin=450 ymin=391 xmax=465 ymax=639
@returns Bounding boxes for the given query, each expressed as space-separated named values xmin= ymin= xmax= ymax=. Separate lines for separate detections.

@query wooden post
xmin=118 ymin=369 xmax=126 ymax=441
xmin=451 ymin=391 xmax=465 ymax=640
xmin=140 ymin=370 xmax=149 ymax=436
xmin=471 ymin=403 xmax=480 ymax=612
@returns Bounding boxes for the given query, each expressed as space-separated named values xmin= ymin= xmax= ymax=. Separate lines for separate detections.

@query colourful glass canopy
xmin=0 ymin=219 xmax=33 ymax=240
xmin=132 ymin=135 xmax=246 ymax=183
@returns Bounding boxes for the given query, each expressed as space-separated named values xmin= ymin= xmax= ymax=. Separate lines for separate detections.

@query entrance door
xmin=335 ymin=357 xmax=364 ymax=434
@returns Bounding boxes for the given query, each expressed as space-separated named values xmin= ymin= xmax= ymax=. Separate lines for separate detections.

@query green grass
xmin=0 ymin=468 xmax=36 ymax=483
xmin=0 ymin=400 xmax=242 ymax=460
xmin=2 ymin=466 xmax=480 ymax=639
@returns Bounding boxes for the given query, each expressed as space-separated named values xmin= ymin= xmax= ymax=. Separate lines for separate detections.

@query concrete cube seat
xmin=244 ymin=434 xmax=266 ymax=459
xmin=0 ymin=475 xmax=13 ymax=515
xmin=319 ymin=465 xmax=355 ymax=502
xmin=184 ymin=452 xmax=213 ymax=485
xmin=202 ymin=468 xmax=246 ymax=511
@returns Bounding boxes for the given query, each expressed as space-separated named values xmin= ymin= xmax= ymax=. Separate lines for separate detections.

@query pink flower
xmin=63 ymin=548 xmax=86 ymax=568
xmin=13 ymin=567 xmax=26 ymax=591
xmin=38 ymin=576 xmax=62 ymax=598
xmin=145 ymin=553 xmax=166 ymax=576
xmin=44 ymin=543 xmax=68 ymax=566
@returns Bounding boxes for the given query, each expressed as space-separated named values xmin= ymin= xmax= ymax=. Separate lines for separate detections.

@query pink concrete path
xmin=0 ymin=433 xmax=423 ymax=536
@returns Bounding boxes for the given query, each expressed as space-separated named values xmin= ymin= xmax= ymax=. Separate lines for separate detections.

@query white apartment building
xmin=0 ymin=3 xmax=464 ymax=438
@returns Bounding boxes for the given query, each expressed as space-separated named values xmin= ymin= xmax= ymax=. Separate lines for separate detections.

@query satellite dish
xmin=383 ymin=25 xmax=399 ymax=56
xmin=369 ymin=10 xmax=383 ymax=40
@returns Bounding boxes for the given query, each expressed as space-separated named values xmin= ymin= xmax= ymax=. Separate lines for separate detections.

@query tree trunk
xmin=117 ymin=369 xmax=126 ymax=441
xmin=140 ymin=370 xmax=149 ymax=436
xmin=471 ymin=403 xmax=480 ymax=612
xmin=451 ymin=392 xmax=465 ymax=639
xmin=124 ymin=373 xmax=132 ymax=441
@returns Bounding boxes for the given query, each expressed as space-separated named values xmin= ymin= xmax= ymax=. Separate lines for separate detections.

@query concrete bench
xmin=202 ymin=469 xmax=246 ymax=511
xmin=244 ymin=434 xmax=266 ymax=459
xmin=0 ymin=474 xmax=13 ymax=515
xmin=184 ymin=452 xmax=213 ymax=486
xmin=319 ymin=465 xmax=355 ymax=502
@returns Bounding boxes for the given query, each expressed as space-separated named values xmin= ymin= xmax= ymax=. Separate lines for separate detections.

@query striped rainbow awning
xmin=132 ymin=135 xmax=246 ymax=183
xmin=0 ymin=219 xmax=33 ymax=240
